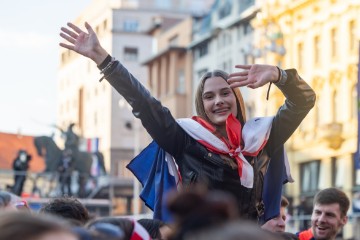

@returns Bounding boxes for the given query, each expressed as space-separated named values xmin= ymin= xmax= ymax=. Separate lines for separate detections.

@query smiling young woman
xmin=59 ymin=21 xmax=316 ymax=222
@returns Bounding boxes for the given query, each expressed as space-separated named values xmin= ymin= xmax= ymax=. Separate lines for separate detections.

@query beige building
xmin=252 ymin=0 xmax=360 ymax=237
xmin=142 ymin=16 xmax=194 ymax=118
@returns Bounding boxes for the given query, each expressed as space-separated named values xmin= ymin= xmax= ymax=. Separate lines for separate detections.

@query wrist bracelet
xmin=97 ymin=54 xmax=112 ymax=70
xmin=275 ymin=66 xmax=282 ymax=83
xmin=99 ymin=57 xmax=116 ymax=82
xmin=276 ymin=67 xmax=288 ymax=85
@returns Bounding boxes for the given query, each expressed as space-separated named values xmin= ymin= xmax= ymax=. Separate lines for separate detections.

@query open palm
xmin=59 ymin=22 xmax=106 ymax=64
xmin=227 ymin=64 xmax=278 ymax=89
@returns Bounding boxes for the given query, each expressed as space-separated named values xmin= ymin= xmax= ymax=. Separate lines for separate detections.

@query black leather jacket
xmin=104 ymin=61 xmax=316 ymax=220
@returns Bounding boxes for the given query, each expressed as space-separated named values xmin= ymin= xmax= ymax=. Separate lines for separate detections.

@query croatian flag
xmin=87 ymin=138 xmax=99 ymax=153
xmin=127 ymin=141 xmax=179 ymax=222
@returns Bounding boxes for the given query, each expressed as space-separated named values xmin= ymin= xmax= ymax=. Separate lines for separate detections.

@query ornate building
xmin=252 ymin=0 xmax=360 ymax=237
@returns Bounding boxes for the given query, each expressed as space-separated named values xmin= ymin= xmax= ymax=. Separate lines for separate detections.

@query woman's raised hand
xmin=59 ymin=22 xmax=108 ymax=65
xmin=227 ymin=64 xmax=279 ymax=89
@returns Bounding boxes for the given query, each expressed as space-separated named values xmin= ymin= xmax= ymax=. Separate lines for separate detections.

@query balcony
xmin=320 ymin=122 xmax=344 ymax=150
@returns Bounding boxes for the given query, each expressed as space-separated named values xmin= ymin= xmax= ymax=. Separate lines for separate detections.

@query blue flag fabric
xmin=126 ymin=141 xmax=176 ymax=223
xmin=260 ymin=145 xmax=289 ymax=224
xmin=128 ymin=141 xmax=288 ymax=223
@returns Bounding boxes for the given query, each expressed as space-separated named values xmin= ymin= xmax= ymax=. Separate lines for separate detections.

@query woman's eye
xmin=203 ymin=95 xmax=213 ymax=100
xmin=222 ymin=92 xmax=230 ymax=96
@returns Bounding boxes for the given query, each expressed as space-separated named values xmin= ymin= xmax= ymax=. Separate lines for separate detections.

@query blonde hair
xmin=195 ymin=70 xmax=246 ymax=125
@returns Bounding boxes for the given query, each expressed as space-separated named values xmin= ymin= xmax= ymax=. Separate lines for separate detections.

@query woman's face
xmin=202 ymin=76 xmax=237 ymax=126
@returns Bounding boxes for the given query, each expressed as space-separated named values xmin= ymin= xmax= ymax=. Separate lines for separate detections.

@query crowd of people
xmin=0 ymin=187 xmax=353 ymax=240
xmin=0 ymin=19 xmax=352 ymax=240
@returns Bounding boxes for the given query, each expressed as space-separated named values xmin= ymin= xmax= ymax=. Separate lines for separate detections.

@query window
xmin=218 ymin=0 xmax=232 ymax=19
xmin=123 ymin=19 xmax=138 ymax=32
xmin=314 ymin=35 xmax=320 ymax=66
xmin=331 ymin=28 xmax=338 ymax=58
xmin=300 ymin=160 xmax=320 ymax=193
xmin=123 ymin=47 xmax=138 ymax=61
xmin=198 ymin=42 xmax=209 ymax=58
xmin=243 ymin=22 xmax=253 ymax=35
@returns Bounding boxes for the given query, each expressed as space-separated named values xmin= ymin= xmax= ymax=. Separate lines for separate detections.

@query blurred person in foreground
xmin=0 ymin=211 xmax=78 ymax=240
xmin=0 ymin=190 xmax=30 ymax=212
xmin=296 ymin=188 xmax=349 ymax=240
xmin=165 ymin=185 xmax=298 ymax=240
xmin=86 ymin=216 xmax=150 ymax=240
xmin=73 ymin=222 xmax=125 ymax=240
xmin=164 ymin=185 xmax=239 ymax=240
xmin=184 ymin=220 xmax=287 ymax=240
xmin=40 ymin=196 xmax=91 ymax=226
xmin=138 ymin=218 xmax=172 ymax=240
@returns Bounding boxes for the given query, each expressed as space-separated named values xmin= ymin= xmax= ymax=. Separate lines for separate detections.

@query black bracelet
xmin=97 ymin=54 xmax=112 ymax=70
xmin=274 ymin=66 xmax=282 ymax=83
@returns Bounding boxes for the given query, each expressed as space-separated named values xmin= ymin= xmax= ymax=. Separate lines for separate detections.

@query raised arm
xmin=228 ymin=64 xmax=316 ymax=155
xmin=59 ymin=22 xmax=189 ymax=157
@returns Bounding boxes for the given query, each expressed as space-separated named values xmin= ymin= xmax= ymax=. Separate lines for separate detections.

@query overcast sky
xmin=0 ymin=0 xmax=92 ymax=136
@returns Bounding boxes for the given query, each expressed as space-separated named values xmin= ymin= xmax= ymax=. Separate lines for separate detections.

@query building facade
xmin=189 ymin=0 xmax=259 ymax=118
xmin=252 ymin=0 xmax=360 ymax=237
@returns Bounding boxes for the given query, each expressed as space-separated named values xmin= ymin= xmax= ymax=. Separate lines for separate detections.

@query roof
xmin=0 ymin=132 xmax=45 ymax=172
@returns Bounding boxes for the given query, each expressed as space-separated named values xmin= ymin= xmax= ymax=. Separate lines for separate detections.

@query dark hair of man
xmin=313 ymin=187 xmax=350 ymax=217
xmin=39 ymin=196 xmax=90 ymax=225
xmin=281 ymin=196 xmax=289 ymax=208
xmin=0 ymin=211 xmax=73 ymax=240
